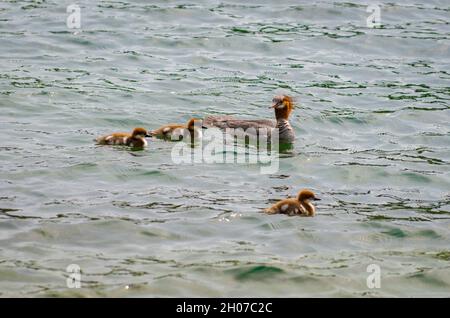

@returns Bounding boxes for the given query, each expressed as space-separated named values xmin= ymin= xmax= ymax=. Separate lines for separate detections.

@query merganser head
xmin=270 ymin=95 xmax=294 ymax=120
xmin=132 ymin=127 xmax=150 ymax=138
xmin=186 ymin=118 xmax=203 ymax=130
xmin=297 ymin=189 xmax=320 ymax=203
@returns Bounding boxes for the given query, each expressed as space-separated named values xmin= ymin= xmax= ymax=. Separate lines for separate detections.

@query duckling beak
xmin=313 ymin=197 xmax=321 ymax=201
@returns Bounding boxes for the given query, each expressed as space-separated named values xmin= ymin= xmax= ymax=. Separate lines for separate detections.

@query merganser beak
xmin=270 ymin=101 xmax=284 ymax=109
xmin=313 ymin=197 xmax=321 ymax=201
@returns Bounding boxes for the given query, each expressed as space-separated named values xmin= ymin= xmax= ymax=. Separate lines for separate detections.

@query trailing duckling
xmin=95 ymin=127 xmax=150 ymax=148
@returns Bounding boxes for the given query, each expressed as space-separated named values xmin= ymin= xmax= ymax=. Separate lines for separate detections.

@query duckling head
xmin=132 ymin=127 xmax=150 ymax=138
xmin=186 ymin=118 xmax=203 ymax=130
xmin=271 ymin=95 xmax=294 ymax=120
xmin=297 ymin=189 xmax=320 ymax=203
xmin=297 ymin=189 xmax=320 ymax=216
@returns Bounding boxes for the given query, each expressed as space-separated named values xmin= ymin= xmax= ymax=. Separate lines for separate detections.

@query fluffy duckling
xmin=149 ymin=118 xmax=203 ymax=141
xmin=95 ymin=127 xmax=150 ymax=148
xmin=265 ymin=189 xmax=320 ymax=216
xmin=203 ymin=95 xmax=295 ymax=144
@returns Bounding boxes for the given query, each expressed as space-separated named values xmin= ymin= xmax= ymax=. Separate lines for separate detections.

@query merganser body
xmin=203 ymin=95 xmax=295 ymax=144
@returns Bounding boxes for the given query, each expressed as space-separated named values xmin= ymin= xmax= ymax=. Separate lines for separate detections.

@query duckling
xmin=265 ymin=189 xmax=320 ymax=216
xmin=95 ymin=127 xmax=150 ymax=148
xmin=203 ymin=95 xmax=295 ymax=144
xmin=149 ymin=118 xmax=203 ymax=141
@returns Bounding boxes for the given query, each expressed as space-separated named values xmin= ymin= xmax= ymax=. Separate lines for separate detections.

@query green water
xmin=1 ymin=0 xmax=449 ymax=297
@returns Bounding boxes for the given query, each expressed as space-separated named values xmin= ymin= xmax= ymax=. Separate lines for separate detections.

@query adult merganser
xmin=149 ymin=118 xmax=203 ymax=141
xmin=203 ymin=95 xmax=295 ymax=144
xmin=265 ymin=189 xmax=320 ymax=216
xmin=95 ymin=127 xmax=150 ymax=148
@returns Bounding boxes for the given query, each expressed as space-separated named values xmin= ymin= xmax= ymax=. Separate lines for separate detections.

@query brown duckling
xmin=95 ymin=127 xmax=150 ymax=148
xmin=265 ymin=189 xmax=320 ymax=216
xmin=149 ymin=118 xmax=203 ymax=141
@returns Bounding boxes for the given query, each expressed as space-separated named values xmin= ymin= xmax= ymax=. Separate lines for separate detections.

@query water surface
xmin=0 ymin=0 xmax=449 ymax=297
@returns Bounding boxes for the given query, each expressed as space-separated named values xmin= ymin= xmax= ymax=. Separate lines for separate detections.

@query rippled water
xmin=1 ymin=0 xmax=449 ymax=297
